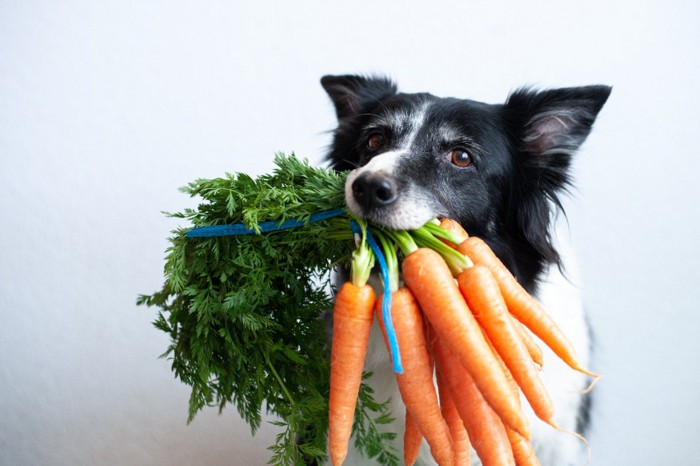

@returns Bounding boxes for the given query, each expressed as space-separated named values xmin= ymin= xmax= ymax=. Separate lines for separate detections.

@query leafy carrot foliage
xmin=138 ymin=154 xmax=396 ymax=465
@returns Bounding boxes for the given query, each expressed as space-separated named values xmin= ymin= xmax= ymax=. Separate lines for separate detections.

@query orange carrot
xmin=376 ymin=288 xmax=454 ymax=466
xmin=515 ymin=318 xmax=544 ymax=368
xmin=458 ymin=236 xmax=597 ymax=378
xmin=405 ymin=326 xmax=437 ymax=466
xmin=436 ymin=370 xmax=471 ymax=466
xmin=439 ymin=218 xmax=469 ymax=245
xmin=458 ymin=265 xmax=555 ymax=426
xmin=506 ymin=428 xmax=541 ymax=466
xmin=485 ymin=328 xmax=541 ymax=466
xmin=430 ymin=330 xmax=515 ymax=466
xmin=404 ymin=411 xmax=423 ymax=466
xmin=402 ymin=247 xmax=530 ymax=439
xmin=328 ymin=282 xmax=376 ymax=466
xmin=484 ymin=302 xmax=586 ymax=463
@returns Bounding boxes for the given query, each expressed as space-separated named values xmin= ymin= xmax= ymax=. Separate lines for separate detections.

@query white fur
xmin=401 ymin=102 xmax=430 ymax=151
xmin=339 ymin=220 xmax=591 ymax=466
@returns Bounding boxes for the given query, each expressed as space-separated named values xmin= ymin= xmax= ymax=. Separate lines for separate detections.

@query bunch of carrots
xmin=328 ymin=218 xmax=599 ymax=466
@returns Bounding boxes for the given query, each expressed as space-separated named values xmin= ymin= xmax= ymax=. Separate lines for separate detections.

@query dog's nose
xmin=351 ymin=173 xmax=398 ymax=210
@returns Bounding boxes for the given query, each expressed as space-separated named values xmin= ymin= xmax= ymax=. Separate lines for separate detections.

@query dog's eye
xmin=450 ymin=149 xmax=472 ymax=168
xmin=367 ymin=133 xmax=386 ymax=150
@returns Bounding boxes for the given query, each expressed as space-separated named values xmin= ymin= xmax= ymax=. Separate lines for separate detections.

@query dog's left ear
xmin=505 ymin=85 xmax=612 ymax=163
xmin=321 ymin=74 xmax=398 ymax=121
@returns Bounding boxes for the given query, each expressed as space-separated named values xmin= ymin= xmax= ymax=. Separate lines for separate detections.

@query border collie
xmin=321 ymin=74 xmax=611 ymax=466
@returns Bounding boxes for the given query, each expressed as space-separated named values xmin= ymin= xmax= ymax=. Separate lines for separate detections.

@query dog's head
xmin=322 ymin=74 xmax=610 ymax=284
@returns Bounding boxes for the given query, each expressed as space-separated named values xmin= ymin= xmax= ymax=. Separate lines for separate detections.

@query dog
xmin=321 ymin=74 xmax=610 ymax=466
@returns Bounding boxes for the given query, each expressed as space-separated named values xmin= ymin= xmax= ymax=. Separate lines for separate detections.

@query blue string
xmin=185 ymin=208 xmax=346 ymax=237
xmin=350 ymin=221 xmax=403 ymax=374
xmin=187 ymin=209 xmax=403 ymax=373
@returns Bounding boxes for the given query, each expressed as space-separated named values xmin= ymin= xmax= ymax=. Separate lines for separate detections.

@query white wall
xmin=2 ymin=1 xmax=699 ymax=465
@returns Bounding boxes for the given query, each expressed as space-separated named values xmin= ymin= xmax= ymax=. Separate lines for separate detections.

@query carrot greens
xmin=138 ymin=154 xmax=398 ymax=466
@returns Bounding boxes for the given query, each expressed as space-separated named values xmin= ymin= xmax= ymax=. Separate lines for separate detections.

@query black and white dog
xmin=321 ymin=74 xmax=610 ymax=466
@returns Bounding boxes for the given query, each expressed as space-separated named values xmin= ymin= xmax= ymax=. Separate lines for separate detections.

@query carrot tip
xmin=578 ymin=367 xmax=602 ymax=378
xmin=567 ymin=358 xmax=601 ymax=380
xmin=330 ymin=451 xmax=347 ymax=466
xmin=579 ymin=373 xmax=603 ymax=394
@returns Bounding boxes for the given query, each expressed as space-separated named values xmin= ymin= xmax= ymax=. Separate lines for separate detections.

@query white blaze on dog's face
xmin=343 ymin=103 xmax=448 ymax=230
xmin=344 ymin=152 xmax=440 ymax=230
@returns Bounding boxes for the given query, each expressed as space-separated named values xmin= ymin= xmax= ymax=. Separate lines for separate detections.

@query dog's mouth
xmin=344 ymin=169 xmax=439 ymax=230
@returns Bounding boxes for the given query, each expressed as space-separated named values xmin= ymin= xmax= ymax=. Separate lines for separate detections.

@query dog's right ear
xmin=321 ymin=75 xmax=397 ymax=121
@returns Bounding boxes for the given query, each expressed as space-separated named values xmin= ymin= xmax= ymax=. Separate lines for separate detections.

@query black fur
xmin=322 ymin=75 xmax=611 ymax=293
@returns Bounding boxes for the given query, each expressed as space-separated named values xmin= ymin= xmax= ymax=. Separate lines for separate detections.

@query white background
xmin=2 ymin=1 xmax=699 ymax=465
